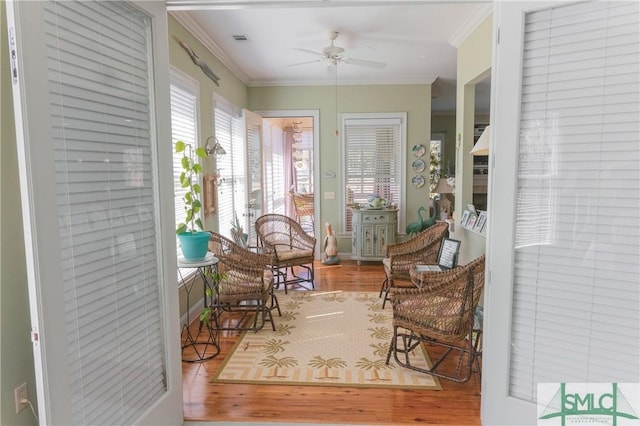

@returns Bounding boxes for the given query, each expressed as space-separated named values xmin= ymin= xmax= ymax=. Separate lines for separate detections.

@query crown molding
xmin=448 ymin=3 xmax=493 ymax=48
xmin=248 ymin=75 xmax=437 ymax=87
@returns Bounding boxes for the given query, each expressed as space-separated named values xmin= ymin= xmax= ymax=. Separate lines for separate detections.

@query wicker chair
xmin=208 ymin=232 xmax=280 ymax=332
xmin=379 ymin=222 xmax=449 ymax=307
xmin=255 ymin=213 xmax=316 ymax=294
xmin=290 ymin=192 xmax=314 ymax=233
xmin=386 ymin=255 xmax=485 ymax=382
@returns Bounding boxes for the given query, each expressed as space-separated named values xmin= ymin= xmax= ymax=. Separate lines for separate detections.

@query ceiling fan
xmin=288 ymin=31 xmax=387 ymax=69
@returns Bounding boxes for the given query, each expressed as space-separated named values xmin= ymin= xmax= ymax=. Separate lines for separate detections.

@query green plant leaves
xmin=175 ymin=140 xmax=208 ymax=233
xmin=195 ymin=147 xmax=207 ymax=158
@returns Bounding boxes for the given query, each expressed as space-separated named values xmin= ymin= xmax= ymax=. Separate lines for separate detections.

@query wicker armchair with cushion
xmin=208 ymin=232 xmax=280 ymax=332
xmin=255 ymin=213 xmax=316 ymax=294
xmin=380 ymin=221 xmax=449 ymax=307
xmin=386 ymin=255 xmax=485 ymax=382
xmin=290 ymin=191 xmax=314 ymax=232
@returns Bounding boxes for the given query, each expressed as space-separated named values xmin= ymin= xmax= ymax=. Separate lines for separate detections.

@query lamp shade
xmin=432 ymin=178 xmax=454 ymax=194
xmin=470 ymin=124 xmax=490 ymax=156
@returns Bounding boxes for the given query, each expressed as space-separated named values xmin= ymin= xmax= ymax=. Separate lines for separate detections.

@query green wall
xmin=455 ymin=14 xmax=493 ymax=263
xmin=1 ymin=1 xmax=38 ymax=425
xmin=168 ymin=15 xmax=250 ymax=319
xmin=432 ymin=113 xmax=456 ymax=173
xmin=249 ymin=84 xmax=433 ymax=252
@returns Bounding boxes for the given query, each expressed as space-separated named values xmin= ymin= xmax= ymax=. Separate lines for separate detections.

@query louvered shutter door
xmin=509 ymin=0 xmax=640 ymax=402
xmin=44 ymin=1 xmax=167 ymax=423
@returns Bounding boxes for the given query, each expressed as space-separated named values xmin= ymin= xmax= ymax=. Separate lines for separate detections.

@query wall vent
xmin=232 ymin=34 xmax=250 ymax=41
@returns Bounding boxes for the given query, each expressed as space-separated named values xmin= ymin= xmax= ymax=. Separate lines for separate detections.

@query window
xmin=263 ymin=120 xmax=286 ymax=214
xmin=342 ymin=113 xmax=406 ymax=233
xmin=214 ymin=95 xmax=246 ymax=240
xmin=169 ymin=70 xmax=199 ymax=254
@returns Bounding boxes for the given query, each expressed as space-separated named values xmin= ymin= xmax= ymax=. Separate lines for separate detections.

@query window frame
xmin=169 ymin=67 xmax=200 ymax=276
xmin=340 ymin=112 xmax=407 ymax=235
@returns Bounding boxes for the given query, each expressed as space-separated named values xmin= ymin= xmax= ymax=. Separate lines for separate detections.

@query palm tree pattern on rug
xmin=211 ymin=291 xmax=441 ymax=390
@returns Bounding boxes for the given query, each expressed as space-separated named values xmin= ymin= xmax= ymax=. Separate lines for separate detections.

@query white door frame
xmin=257 ymin=109 xmax=320 ymax=254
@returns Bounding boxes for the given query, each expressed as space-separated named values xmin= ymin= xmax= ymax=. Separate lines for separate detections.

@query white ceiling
xmin=167 ymin=1 xmax=493 ymax=112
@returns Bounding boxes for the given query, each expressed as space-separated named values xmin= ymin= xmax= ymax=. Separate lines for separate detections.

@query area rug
xmin=211 ymin=291 xmax=441 ymax=390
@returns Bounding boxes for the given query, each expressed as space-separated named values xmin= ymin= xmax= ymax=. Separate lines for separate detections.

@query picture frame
xmin=466 ymin=212 xmax=478 ymax=230
xmin=466 ymin=204 xmax=477 ymax=215
xmin=474 ymin=211 xmax=487 ymax=233
xmin=460 ymin=210 xmax=471 ymax=227
xmin=203 ymin=173 xmax=218 ymax=216
xmin=437 ymin=238 xmax=461 ymax=269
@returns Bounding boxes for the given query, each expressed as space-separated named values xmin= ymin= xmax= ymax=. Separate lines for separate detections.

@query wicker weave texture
xmin=208 ymin=232 xmax=273 ymax=306
xmin=255 ymin=213 xmax=316 ymax=265
xmin=291 ymin=192 xmax=314 ymax=218
xmin=392 ymin=255 xmax=485 ymax=343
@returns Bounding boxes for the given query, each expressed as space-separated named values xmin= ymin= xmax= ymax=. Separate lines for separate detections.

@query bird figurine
xmin=322 ymin=223 xmax=340 ymax=265
xmin=405 ymin=206 xmax=427 ymax=236
xmin=421 ymin=199 xmax=438 ymax=230
xmin=172 ymin=35 xmax=221 ymax=86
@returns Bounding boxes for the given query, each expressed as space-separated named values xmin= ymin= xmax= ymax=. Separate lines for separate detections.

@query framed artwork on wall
xmin=203 ymin=174 xmax=217 ymax=216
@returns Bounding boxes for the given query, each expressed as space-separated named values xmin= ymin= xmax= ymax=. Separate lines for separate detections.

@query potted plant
xmin=175 ymin=140 xmax=211 ymax=260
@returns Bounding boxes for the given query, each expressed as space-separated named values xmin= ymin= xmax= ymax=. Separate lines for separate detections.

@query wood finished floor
xmin=182 ymin=260 xmax=481 ymax=425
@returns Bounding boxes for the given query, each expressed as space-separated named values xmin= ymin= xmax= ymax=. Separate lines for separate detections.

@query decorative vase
xmin=177 ymin=231 xmax=211 ymax=260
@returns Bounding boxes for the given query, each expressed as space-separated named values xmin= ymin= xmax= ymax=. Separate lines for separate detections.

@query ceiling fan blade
xmin=344 ymin=57 xmax=387 ymax=69
xmin=292 ymin=48 xmax=324 ymax=57
xmin=283 ymin=59 xmax=323 ymax=68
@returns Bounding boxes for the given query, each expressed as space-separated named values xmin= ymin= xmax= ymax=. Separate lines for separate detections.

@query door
xmin=243 ymin=109 xmax=263 ymax=242
xmin=6 ymin=1 xmax=182 ymax=424
xmin=482 ymin=1 xmax=640 ymax=424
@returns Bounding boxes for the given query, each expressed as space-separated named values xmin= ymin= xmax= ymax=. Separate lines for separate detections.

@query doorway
xmin=259 ymin=110 xmax=320 ymax=239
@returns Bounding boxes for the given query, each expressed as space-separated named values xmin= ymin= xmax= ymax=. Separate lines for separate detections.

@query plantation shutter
xmin=43 ymin=1 xmax=168 ymax=423
xmin=170 ymin=71 xmax=198 ymax=247
xmin=343 ymin=115 xmax=403 ymax=232
xmin=509 ymin=0 xmax=640 ymax=402
xmin=214 ymin=95 xmax=245 ymax=239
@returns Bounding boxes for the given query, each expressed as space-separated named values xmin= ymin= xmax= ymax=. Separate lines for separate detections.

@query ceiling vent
xmin=232 ymin=34 xmax=250 ymax=41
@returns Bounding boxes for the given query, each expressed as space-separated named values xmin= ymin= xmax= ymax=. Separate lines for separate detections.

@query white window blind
xmin=44 ymin=1 xmax=167 ymax=424
xmin=170 ymin=71 xmax=199 ymax=250
xmin=343 ymin=115 xmax=404 ymax=232
xmin=214 ymin=96 xmax=245 ymax=240
xmin=510 ymin=0 xmax=640 ymax=402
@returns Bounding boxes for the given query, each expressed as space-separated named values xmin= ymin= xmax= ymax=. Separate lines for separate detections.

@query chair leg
xmin=379 ymin=277 xmax=388 ymax=298
xmin=389 ymin=327 xmax=478 ymax=383
xmin=381 ymin=278 xmax=393 ymax=309
xmin=270 ymin=291 xmax=281 ymax=316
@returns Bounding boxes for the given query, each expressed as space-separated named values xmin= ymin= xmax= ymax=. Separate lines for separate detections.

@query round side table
xmin=178 ymin=252 xmax=220 ymax=362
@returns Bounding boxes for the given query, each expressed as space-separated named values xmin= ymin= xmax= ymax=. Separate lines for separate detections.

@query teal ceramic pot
xmin=177 ymin=231 xmax=211 ymax=260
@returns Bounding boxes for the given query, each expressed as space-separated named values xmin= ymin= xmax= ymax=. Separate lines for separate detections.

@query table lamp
xmin=432 ymin=178 xmax=455 ymax=220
